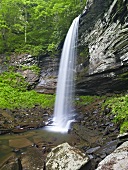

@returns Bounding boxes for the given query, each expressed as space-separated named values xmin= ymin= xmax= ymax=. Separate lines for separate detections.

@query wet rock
xmin=9 ymin=138 xmax=32 ymax=149
xmin=117 ymin=132 xmax=128 ymax=140
xmin=117 ymin=133 xmax=128 ymax=146
xmin=35 ymin=55 xmax=59 ymax=94
xmin=94 ymin=140 xmax=119 ymax=160
xmin=12 ymin=128 xmax=27 ymax=133
xmin=104 ymin=107 xmax=111 ymax=114
xmin=21 ymin=147 xmax=45 ymax=170
xmin=46 ymin=142 xmax=90 ymax=170
xmin=96 ymin=141 xmax=128 ymax=170
xmin=0 ymin=107 xmax=53 ymax=135
xmin=103 ymin=127 xmax=110 ymax=136
xmin=0 ymin=157 xmax=22 ymax=170
xmin=86 ymin=146 xmax=101 ymax=154
xmin=12 ymin=148 xmax=21 ymax=153
xmin=84 ymin=140 xmax=119 ymax=169
xmin=20 ymin=69 xmax=39 ymax=88
xmin=0 ymin=129 xmax=10 ymax=135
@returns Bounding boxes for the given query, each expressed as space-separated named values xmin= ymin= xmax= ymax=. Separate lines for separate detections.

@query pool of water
xmin=0 ymin=127 xmax=79 ymax=167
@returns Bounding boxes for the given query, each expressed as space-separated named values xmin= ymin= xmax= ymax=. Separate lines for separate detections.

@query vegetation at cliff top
xmin=0 ymin=0 xmax=86 ymax=56
xmin=0 ymin=72 xmax=55 ymax=109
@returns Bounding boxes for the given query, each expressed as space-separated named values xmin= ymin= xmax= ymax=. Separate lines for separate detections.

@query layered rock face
xmin=11 ymin=54 xmax=39 ymax=89
xmin=35 ymin=55 xmax=59 ymax=94
xmin=76 ymin=0 xmax=128 ymax=95
xmin=0 ymin=54 xmax=39 ymax=88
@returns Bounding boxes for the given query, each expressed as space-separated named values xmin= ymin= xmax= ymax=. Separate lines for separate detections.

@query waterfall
xmin=45 ymin=16 xmax=80 ymax=133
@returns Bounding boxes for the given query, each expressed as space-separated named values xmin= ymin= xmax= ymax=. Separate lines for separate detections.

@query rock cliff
xmin=76 ymin=0 xmax=128 ymax=95
xmin=35 ymin=55 xmax=59 ymax=94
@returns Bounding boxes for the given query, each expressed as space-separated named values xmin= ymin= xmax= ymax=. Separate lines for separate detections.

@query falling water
xmin=45 ymin=16 xmax=80 ymax=133
xmin=53 ymin=16 xmax=80 ymax=131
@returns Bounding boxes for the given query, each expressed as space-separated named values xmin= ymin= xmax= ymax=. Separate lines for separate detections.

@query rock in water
xmin=96 ymin=141 xmax=128 ymax=170
xmin=46 ymin=142 xmax=89 ymax=170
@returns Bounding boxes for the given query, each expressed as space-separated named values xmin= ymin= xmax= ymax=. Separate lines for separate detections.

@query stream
xmin=0 ymin=99 xmax=126 ymax=170
xmin=0 ymin=126 xmax=87 ymax=169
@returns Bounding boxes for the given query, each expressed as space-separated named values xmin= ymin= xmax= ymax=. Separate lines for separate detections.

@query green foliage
xmin=120 ymin=121 xmax=128 ymax=133
xmin=21 ymin=65 xmax=40 ymax=74
xmin=117 ymin=0 xmax=124 ymax=11
xmin=0 ymin=72 xmax=55 ymax=109
xmin=76 ymin=94 xmax=128 ymax=133
xmin=103 ymin=94 xmax=128 ymax=133
xmin=0 ymin=0 xmax=87 ymax=55
xmin=75 ymin=95 xmax=98 ymax=106
xmin=0 ymin=72 xmax=28 ymax=91
xmin=118 ymin=72 xmax=128 ymax=80
xmin=79 ymin=46 xmax=89 ymax=58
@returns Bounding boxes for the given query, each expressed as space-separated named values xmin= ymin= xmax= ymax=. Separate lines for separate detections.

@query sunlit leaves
xmin=103 ymin=95 xmax=128 ymax=133
xmin=0 ymin=0 xmax=87 ymax=54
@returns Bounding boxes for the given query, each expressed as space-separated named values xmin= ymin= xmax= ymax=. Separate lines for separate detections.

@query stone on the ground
xmin=21 ymin=147 xmax=45 ymax=170
xmin=46 ymin=142 xmax=89 ymax=170
xmin=96 ymin=141 xmax=128 ymax=170
xmin=9 ymin=138 xmax=32 ymax=148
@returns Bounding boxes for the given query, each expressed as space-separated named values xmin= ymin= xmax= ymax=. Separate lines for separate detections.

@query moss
xmin=79 ymin=46 xmax=89 ymax=58
xmin=116 ymin=40 xmax=128 ymax=51
xmin=75 ymin=95 xmax=100 ymax=106
xmin=21 ymin=65 xmax=40 ymax=74
xmin=113 ymin=0 xmax=127 ymax=23
xmin=77 ymin=45 xmax=89 ymax=80
xmin=117 ymin=0 xmax=124 ymax=11
xmin=0 ymin=71 xmax=28 ymax=91
xmin=118 ymin=71 xmax=128 ymax=80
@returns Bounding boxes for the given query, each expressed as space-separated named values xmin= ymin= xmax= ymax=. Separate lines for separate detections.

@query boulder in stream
xmin=46 ymin=142 xmax=90 ymax=170
xmin=96 ymin=141 xmax=128 ymax=170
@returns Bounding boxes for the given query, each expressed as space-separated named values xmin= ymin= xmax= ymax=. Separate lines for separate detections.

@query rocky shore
xmin=0 ymin=106 xmax=53 ymax=135
xmin=0 ymin=98 xmax=127 ymax=170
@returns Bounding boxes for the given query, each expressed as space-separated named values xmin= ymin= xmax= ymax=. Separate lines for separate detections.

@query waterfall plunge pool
xmin=0 ymin=127 xmax=81 ymax=168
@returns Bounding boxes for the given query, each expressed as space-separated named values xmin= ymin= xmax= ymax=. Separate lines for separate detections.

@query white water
xmin=46 ymin=16 xmax=80 ymax=133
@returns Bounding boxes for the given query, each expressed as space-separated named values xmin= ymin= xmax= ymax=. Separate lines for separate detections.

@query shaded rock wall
xmin=10 ymin=54 xmax=39 ymax=89
xmin=0 ymin=54 xmax=7 ymax=73
xmin=35 ymin=55 xmax=59 ymax=94
xmin=0 ymin=54 xmax=39 ymax=89
xmin=76 ymin=0 xmax=128 ymax=95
